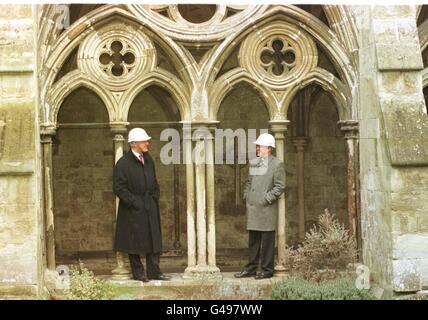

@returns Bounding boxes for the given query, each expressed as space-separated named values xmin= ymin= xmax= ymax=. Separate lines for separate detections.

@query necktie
xmin=139 ymin=154 xmax=144 ymax=165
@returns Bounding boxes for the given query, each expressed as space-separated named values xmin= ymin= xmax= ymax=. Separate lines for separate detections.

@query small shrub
xmin=272 ymin=277 xmax=322 ymax=300
xmin=272 ymin=276 xmax=375 ymax=300
xmin=66 ymin=263 xmax=115 ymax=300
xmin=282 ymin=209 xmax=358 ymax=281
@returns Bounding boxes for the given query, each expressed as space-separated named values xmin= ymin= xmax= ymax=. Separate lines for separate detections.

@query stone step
xmin=53 ymin=272 xmax=285 ymax=300
xmin=416 ymin=290 xmax=428 ymax=297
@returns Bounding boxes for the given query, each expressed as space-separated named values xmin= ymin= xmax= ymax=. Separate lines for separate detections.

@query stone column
xmin=338 ymin=120 xmax=359 ymax=238
xmin=110 ymin=123 xmax=131 ymax=280
xmin=206 ymin=123 xmax=219 ymax=268
xmin=173 ymin=162 xmax=181 ymax=250
xmin=269 ymin=120 xmax=290 ymax=274
xmin=184 ymin=123 xmax=220 ymax=278
xmin=293 ymin=137 xmax=309 ymax=241
xmin=40 ymin=126 xmax=56 ymax=271
xmin=183 ymin=123 xmax=197 ymax=271
xmin=195 ymin=135 xmax=207 ymax=266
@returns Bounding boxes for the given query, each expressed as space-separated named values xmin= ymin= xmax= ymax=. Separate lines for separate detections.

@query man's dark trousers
xmin=128 ymin=253 xmax=161 ymax=279
xmin=244 ymin=230 xmax=275 ymax=275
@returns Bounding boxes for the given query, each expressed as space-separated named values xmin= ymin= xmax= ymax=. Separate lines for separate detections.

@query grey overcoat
xmin=243 ymin=155 xmax=286 ymax=231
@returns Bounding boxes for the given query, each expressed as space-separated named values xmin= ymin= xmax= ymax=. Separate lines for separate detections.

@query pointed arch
xmin=322 ymin=5 xmax=358 ymax=55
xmin=209 ymin=68 xmax=278 ymax=121
xmin=206 ymin=6 xmax=356 ymax=86
xmin=282 ymin=68 xmax=351 ymax=121
xmin=48 ymin=70 xmax=116 ymax=124
xmin=120 ymin=69 xmax=190 ymax=122
xmin=40 ymin=5 xmax=192 ymax=117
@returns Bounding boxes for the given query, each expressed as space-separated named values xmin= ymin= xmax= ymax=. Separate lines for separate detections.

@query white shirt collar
xmin=131 ymin=149 xmax=143 ymax=159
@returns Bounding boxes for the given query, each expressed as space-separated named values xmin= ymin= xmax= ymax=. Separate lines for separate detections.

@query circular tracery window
xmin=78 ymin=23 xmax=155 ymax=91
xmin=177 ymin=4 xmax=217 ymax=24
xmin=99 ymin=40 xmax=136 ymax=77
xmin=239 ymin=22 xmax=318 ymax=89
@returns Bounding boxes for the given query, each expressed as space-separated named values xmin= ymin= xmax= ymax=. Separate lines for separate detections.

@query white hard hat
xmin=128 ymin=128 xmax=151 ymax=142
xmin=254 ymin=133 xmax=276 ymax=148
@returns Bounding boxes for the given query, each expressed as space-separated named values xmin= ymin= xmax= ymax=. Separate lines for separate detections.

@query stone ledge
xmin=51 ymin=272 xmax=285 ymax=300
xmin=0 ymin=160 xmax=34 ymax=175
xmin=0 ymin=67 xmax=34 ymax=74
xmin=0 ymin=284 xmax=38 ymax=299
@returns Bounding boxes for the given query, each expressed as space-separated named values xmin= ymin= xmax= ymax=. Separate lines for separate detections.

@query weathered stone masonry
xmin=0 ymin=5 xmax=44 ymax=296
xmin=1 ymin=4 xmax=428 ymax=297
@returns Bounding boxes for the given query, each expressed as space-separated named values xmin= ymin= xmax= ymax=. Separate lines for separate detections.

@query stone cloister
xmin=38 ymin=3 xmax=357 ymax=278
xmin=1 ymin=4 xmax=428 ymax=297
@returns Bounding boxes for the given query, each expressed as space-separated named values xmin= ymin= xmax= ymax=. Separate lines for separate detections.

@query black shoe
xmin=234 ymin=270 xmax=256 ymax=278
xmin=255 ymin=272 xmax=273 ymax=280
xmin=149 ymin=274 xmax=171 ymax=281
xmin=134 ymin=275 xmax=149 ymax=282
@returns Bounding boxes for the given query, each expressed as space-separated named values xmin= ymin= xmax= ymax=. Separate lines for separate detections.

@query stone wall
xmin=53 ymin=88 xmax=114 ymax=255
xmin=285 ymin=92 xmax=347 ymax=245
xmin=356 ymin=5 xmax=428 ymax=292
xmin=391 ymin=168 xmax=428 ymax=289
xmin=305 ymin=94 xmax=347 ymax=227
xmin=0 ymin=5 xmax=42 ymax=297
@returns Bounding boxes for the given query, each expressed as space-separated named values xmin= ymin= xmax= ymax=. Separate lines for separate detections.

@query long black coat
xmin=113 ymin=150 xmax=162 ymax=254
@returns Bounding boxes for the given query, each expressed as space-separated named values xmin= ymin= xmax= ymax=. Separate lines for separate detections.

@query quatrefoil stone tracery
xmin=78 ymin=23 xmax=156 ymax=91
xmin=260 ymin=38 xmax=296 ymax=77
xmin=239 ymin=22 xmax=318 ymax=89
xmin=98 ymin=40 xmax=136 ymax=77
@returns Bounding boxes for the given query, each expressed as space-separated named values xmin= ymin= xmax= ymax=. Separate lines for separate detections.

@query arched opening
xmin=177 ymin=4 xmax=218 ymax=23
xmin=215 ymin=82 xmax=270 ymax=270
xmin=53 ymin=87 xmax=115 ymax=273
xmin=295 ymin=5 xmax=330 ymax=29
xmin=285 ymin=85 xmax=347 ymax=246
xmin=127 ymin=85 xmax=185 ymax=272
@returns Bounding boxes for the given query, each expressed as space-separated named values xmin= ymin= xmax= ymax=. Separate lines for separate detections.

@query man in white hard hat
xmin=113 ymin=128 xmax=170 ymax=282
xmin=235 ymin=133 xmax=286 ymax=279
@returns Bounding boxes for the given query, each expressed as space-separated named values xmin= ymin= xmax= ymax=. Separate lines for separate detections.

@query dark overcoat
xmin=113 ymin=150 xmax=162 ymax=254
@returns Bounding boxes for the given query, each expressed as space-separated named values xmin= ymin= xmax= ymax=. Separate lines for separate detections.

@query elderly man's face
xmin=132 ymin=140 xmax=150 ymax=154
xmin=256 ymin=145 xmax=270 ymax=157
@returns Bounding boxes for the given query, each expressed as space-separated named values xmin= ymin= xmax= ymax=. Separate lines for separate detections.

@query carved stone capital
xmin=292 ymin=136 xmax=309 ymax=152
xmin=269 ymin=120 xmax=291 ymax=140
xmin=109 ymin=122 xmax=128 ymax=135
xmin=338 ymin=120 xmax=359 ymax=139
xmin=40 ymin=124 xmax=57 ymax=144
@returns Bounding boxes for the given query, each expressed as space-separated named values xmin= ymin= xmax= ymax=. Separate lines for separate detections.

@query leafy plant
xmin=282 ymin=209 xmax=358 ymax=282
xmin=272 ymin=276 xmax=375 ymax=300
xmin=66 ymin=262 xmax=115 ymax=300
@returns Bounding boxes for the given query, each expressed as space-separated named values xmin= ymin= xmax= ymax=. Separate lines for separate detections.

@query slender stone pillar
xmin=183 ymin=123 xmax=197 ymax=271
xmin=269 ymin=120 xmax=290 ymax=274
xmin=338 ymin=120 xmax=359 ymax=238
xmin=195 ymin=137 xmax=207 ymax=265
xmin=173 ymin=163 xmax=181 ymax=250
xmin=110 ymin=123 xmax=131 ymax=280
xmin=184 ymin=123 xmax=220 ymax=278
xmin=205 ymin=124 xmax=219 ymax=268
xmin=293 ymin=137 xmax=309 ymax=241
xmin=40 ymin=126 xmax=56 ymax=271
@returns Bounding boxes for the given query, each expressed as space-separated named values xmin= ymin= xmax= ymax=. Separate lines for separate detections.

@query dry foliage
xmin=282 ymin=209 xmax=358 ymax=282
